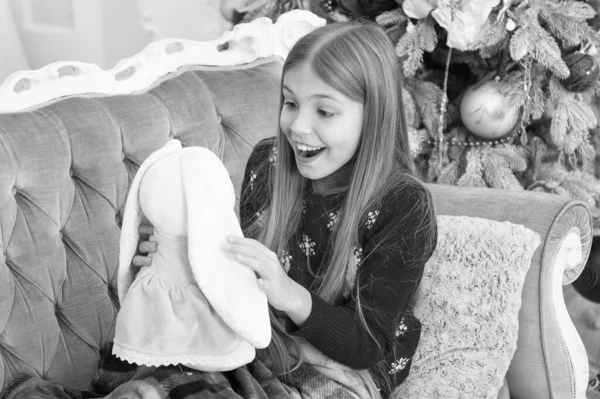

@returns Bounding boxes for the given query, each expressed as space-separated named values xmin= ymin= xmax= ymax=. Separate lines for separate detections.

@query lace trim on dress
xmin=112 ymin=341 xmax=255 ymax=372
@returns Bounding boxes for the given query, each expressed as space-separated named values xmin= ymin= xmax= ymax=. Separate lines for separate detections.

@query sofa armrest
xmin=426 ymin=183 xmax=592 ymax=399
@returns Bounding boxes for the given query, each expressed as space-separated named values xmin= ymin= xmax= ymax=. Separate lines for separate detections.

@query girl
xmin=134 ymin=21 xmax=437 ymax=398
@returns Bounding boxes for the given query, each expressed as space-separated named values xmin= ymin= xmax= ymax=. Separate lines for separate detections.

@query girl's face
xmin=280 ymin=63 xmax=364 ymax=194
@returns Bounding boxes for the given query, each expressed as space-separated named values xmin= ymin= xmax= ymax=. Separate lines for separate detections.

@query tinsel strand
xmin=437 ymin=48 xmax=453 ymax=171
xmin=519 ymin=57 xmax=533 ymax=144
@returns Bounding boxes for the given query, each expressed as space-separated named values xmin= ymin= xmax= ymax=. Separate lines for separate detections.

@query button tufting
xmin=168 ymin=132 xmax=175 ymax=139
xmin=115 ymin=215 xmax=121 ymax=227
xmin=59 ymin=232 xmax=63 ymax=240
xmin=11 ymin=187 xmax=16 ymax=195
xmin=121 ymin=152 xmax=126 ymax=160
xmin=69 ymin=168 xmax=74 ymax=177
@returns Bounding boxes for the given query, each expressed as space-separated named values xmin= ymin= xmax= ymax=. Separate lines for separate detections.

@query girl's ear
xmin=117 ymin=139 xmax=183 ymax=303
xmin=181 ymin=148 xmax=272 ymax=349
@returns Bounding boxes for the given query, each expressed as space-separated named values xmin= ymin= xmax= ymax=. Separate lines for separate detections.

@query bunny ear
xmin=181 ymin=148 xmax=271 ymax=349
xmin=117 ymin=139 xmax=183 ymax=303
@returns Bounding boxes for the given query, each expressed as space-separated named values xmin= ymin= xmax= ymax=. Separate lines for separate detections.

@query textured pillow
xmin=393 ymin=215 xmax=541 ymax=399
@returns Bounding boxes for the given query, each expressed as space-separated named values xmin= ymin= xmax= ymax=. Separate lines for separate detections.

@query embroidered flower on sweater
xmin=269 ymin=146 xmax=278 ymax=166
xmin=353 ymin=246 xmax=363 ymax=265
xmin=326 ymin=211 xmax=339 ymax=230
xmin=254 ymin=210 xmax=265 ymax=228
xmin=389 ymin=357 xmax=410 ymax=375
xmin=299 ymin=234 xmax=316 ymax=258
xmin=249 ymin=171 xmax=257 ymax=191
xmin=366 ymin=210 xmax=380 ymax=230
xmin=279 ymin=250 xmax=292 ymax=273
xmin=395 ymin=317 xmax=408 ymax=337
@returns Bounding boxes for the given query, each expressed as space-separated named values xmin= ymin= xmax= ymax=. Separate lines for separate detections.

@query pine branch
xmin=510 ymin=7 xmax=569 ymax=78
xmin=577 ymin=140 xmax=596 ymax=162
xmin=438 ymin=160 xmax=460 ymax=185
xmin=376 ymin=8 xmax=407 ymax=27
xmin=539 ymin=1 xmax=596 ymax=47
xmin=509 ymin=26 xmax=530 ymax=61
xmin=550 ymin=103 xmax=570 ymax=147
xmin=482 ymin=152 xmax=524 ymax=190
xmin=582 ymin=24 xmax=600 ymax=49
xmin=529 ymin=65 xmax=547 ymax=120
xmin=471 ymin=13 xmax=508 ymax=51
xmin=479 ymin=38 xmax=509 ymax=60
xmin=404 ymin=78 xmax=443 ymax=137
xmin=561 ymin=174 xmax=598 ymax=204
xmin=402 ymin=86 xmax=418 ymax=128
xmin=493 ymin=145 xmax=529 ymax=171
xmin=500 ymin=70 xmax=529 ymax=108
xmin=427 ymin=143 xmax=449 ymax=182
xmin=396 ymin=18 xmax=437 ymax=77
xmin=457 ymin=149 xmax=487 ymax=187
xmin=547 ymin=0 xmax=596 ymax=20
xmin=548 ymin=77 xmax=598 ymax=155
xmin=531 ymin=163 xmax=600 ymax=205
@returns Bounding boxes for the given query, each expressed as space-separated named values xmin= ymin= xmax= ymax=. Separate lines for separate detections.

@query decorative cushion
xmin=393 ymin=215 xmax=541 ymax=399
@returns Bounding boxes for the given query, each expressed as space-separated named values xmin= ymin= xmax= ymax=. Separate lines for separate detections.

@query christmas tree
xmin=224 ymin=0 xmax=600 ymax=229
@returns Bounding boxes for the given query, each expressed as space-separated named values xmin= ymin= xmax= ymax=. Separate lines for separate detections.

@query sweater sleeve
xmin=239 ymin=137 xmax=275 ymax=235
xmin=293 ymin=183 xmax=437 ymax=370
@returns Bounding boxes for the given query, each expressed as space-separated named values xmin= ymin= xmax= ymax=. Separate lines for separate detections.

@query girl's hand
xmin=132 ymin=224 xmax=157 ymax=267
xmin=226 ymin=236 xmax=312 ymax=327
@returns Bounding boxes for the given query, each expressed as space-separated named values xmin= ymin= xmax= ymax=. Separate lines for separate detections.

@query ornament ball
xmin=561 ymin=52 xmax=600 ymax=93
xmin=460 ymin=80 xmax=521 ymax=139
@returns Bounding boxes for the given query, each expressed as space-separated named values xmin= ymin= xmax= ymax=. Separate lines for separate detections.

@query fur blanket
xmin=1 ymin=345 xmax=371 ymax=399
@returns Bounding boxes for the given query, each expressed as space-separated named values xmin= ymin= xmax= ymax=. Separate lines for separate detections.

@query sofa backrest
xmin=0 ymin=57 xmax=282 ymax=391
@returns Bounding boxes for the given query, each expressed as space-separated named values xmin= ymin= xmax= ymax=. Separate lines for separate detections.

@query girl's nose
xmin=290 ymin=112 xmax=311 ymax=135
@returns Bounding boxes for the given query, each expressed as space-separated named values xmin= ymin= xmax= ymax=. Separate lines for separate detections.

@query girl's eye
xmin=283 ymin=101 xmax=297 ymax=109
xmin=318 ymin=109 xmax=335 ymax=118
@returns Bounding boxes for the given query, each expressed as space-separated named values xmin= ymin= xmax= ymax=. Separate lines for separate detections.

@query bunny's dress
xmin=113 ymin=141 xmax=270 ymax=371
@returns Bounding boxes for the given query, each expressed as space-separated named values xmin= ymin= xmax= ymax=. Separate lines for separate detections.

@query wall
xmin=0 ymin=0 xmax=30 ymax=81
xmin=1 ymin=0 xmax=230 ymax=82
xmin=138 ymin=0 xmax=231 ymax=42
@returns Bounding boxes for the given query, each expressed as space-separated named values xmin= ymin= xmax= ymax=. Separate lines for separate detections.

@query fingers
xmin=227 ymin=242 xmax=276 ymax=271
xmin=227 ymin=236 xmax=277 ymax=260
xmin=138 ymin=224 xmax=154 ymax=236
xmin=138 ymin=240 xmax=158 ymax=254
xmin=132 ymin=254 xmax=152 ymax=267
xmin=234 ymin=253 xmax=267 ymax=277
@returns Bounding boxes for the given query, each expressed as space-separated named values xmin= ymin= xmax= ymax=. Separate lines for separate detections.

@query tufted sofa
xmin=0 ymin=10 xmax=594 ymax=399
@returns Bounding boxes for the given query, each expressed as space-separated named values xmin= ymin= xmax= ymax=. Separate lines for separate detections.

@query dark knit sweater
xmin=239 ymin=137 xmax=437 ymax=391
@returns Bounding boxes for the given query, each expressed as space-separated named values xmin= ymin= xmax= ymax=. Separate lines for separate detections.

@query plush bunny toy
xmin=113 ymin=139 xmax=271 ymax=371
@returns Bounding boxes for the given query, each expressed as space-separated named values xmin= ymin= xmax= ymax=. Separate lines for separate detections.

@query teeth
xmin=296 ymin=143 xmax=325 ymax=151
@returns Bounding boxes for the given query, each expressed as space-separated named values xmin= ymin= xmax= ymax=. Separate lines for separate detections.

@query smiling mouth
xmin=298 ymin=147 xmax=325 ymax=158
xmin=295 ymin=143 xmax=326 ymax=158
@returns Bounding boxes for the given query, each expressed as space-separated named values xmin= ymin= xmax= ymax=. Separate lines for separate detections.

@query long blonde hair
xmin=247 ymin=21 xmax=436 ymax=396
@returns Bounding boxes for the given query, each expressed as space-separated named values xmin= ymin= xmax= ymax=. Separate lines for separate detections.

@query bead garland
xmin=425 ymin=128 xmax=519 ymax=148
